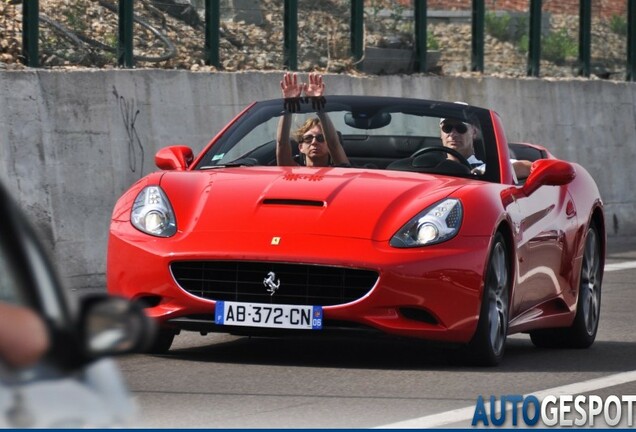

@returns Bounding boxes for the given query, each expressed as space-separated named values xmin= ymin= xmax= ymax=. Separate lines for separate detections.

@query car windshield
xmin=195 ymin=96 xmax=500 ymax=182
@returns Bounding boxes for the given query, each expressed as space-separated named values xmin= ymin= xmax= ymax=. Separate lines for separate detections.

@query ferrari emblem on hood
xmin=263 ymin=271 xmax=281 ymax=296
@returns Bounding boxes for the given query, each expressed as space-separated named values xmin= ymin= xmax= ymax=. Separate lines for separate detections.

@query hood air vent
xmin=262 ymin=198 xmax=325 ymax=207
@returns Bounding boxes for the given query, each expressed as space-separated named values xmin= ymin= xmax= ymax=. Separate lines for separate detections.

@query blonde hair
xmin=294 ymin=117 xmax=321 ymax=143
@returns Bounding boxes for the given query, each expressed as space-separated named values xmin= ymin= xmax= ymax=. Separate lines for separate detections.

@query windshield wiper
xmin=199 ymin=157 xmax=259 ymax=170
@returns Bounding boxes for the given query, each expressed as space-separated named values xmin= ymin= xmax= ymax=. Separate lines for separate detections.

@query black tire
xmin=147 ymin=328 xmax=176 ymax=354
xmin=466 ymin=232 xmax=510 ymax=366
xmin=530 ymin=225 xmax=602 ymax=348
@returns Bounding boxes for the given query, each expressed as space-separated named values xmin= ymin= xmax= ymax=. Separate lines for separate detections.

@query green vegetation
xmin=485 ymin=11 xmax=528 ymax=43
xmin=542 ymin=29 xmax=578 ymax=64
xmin=518 ymin=34 xmax=529 ymax=53
xmin=427 ymin=31 xmax=439 ymax=51
xmin=485 ymin=11 xmax=511 ymax=41
xmin=63 ymin=5 xmax=88 ymax=34
xmin=104 ymin=33 xmax=117 ymax=61
xmin=609 ymin=14 xmax=627 ymax=36
xmin=518 ymin=29 xmax=578 ymax=65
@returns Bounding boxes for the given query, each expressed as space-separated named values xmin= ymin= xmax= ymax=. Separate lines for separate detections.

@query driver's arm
xmin=276 ymin=113 xmax=297 ymax=166
xmin=471 ymin=163 xmax=486 ymax=175
xmin=512 ymin=159 xmax=532 ymax=180
xmin=316 ymin=112 xmax=349 ymax=166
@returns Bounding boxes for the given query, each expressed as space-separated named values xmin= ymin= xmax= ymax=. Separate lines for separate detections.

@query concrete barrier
xmin=1 ymin=70 xmax=634 ymax=291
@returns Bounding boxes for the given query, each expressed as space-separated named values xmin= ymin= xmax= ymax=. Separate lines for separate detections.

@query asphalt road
xmin=117 ymin=238 xmax=636 ymax=428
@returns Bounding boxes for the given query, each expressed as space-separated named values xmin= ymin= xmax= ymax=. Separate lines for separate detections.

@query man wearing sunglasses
xmin=276 ymin=72 xmax=349 ymax=167
xmin=440 ymin=118 xmax=482 ymax=168
xmin=440 ymin=117 xmax=532 ymax=180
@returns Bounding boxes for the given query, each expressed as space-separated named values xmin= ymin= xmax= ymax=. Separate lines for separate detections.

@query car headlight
xmin=131 ymin=186 xmax=177 ymax=237
xmin=390 ymin=198 xmax=462 ymax=247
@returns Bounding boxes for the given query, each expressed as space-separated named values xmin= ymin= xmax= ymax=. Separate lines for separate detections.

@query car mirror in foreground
xmin=79 ymin=294 xmax=157 ymax=359
xmin=522 ymin=159 xmax=576 ymax=196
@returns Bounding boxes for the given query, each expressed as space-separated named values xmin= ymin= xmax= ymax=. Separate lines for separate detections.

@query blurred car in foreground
xmin=0 ymin=182 xmax=155 ymax=427
xmin=107 ymin=96 xmax=605 ymax=366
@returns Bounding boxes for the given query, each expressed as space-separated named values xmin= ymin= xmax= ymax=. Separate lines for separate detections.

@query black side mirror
xmin=79 ymin=294 xmax=156 ymax=359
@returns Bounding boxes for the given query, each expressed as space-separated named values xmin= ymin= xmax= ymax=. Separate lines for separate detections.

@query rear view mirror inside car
xmin=345 ymin=111 xmax=391 ymax=129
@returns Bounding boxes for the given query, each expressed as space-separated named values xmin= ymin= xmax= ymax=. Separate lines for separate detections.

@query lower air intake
xmin=171 ymin=261 xmax=378 ymax=306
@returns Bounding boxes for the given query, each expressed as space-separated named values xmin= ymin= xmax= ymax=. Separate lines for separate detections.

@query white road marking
xmin=605 ymin=261 xmax=636 ymax=272
xmin=377 ymin=370 xmax=636 ymax=428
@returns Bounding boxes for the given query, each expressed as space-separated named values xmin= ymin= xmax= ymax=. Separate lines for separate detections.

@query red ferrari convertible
xmin=107 ymin=96 xmax=605 ymax=365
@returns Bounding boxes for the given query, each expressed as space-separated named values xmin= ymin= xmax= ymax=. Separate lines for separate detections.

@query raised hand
xmin=304 ymin=73 xmax=325 ymax=97
xmin=280 ymin=72 xmax=304 ymax=98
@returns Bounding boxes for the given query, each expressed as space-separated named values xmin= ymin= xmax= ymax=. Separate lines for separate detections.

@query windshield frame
xmin=193 ymin=96 xmax=501 ymax=183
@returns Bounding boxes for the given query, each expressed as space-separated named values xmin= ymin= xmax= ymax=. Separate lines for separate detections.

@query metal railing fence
xmin=1 ymin=0 xmax=633 ymax=80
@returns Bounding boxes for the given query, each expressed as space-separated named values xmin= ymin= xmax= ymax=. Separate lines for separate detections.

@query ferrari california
xmin=107 ymin=96 xmax=605 ymax=366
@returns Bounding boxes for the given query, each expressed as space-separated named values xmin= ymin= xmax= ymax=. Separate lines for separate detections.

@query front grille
xmin=171 ymin=261 xmax=378 ymax=306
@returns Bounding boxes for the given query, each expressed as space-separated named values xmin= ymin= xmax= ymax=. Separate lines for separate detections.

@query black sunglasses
xmin=441 ymin=123 xmax=468 ymax=134
xmin=301 ymin=133 xmax=325 ymax=144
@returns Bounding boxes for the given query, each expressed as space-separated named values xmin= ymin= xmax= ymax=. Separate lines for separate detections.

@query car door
xmin=508 ymin=182 xmax=578 ymax=317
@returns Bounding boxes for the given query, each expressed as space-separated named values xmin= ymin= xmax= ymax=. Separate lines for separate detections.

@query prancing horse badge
xmin=263 ymin=271 xmax=280 ymax=296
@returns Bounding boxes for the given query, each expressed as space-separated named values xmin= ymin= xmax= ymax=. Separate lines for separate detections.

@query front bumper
xmin=107 ymin=223 xmax=491 ymax=344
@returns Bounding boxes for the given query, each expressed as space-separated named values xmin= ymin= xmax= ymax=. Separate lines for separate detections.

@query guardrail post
xmin=414 ymin=0 xmax=427 ymax=72
xmin=22 ymin=0 xmax=39 ymax=67
xmin=204 ymin=0 xmax=220 ymax=67
xmin=350 ymin=0 xmax=364 ymax=66
xmin=471 ymin=0 xmax=484 ymax=72
xmin=283 ymin=0 xmax=297 ymax=70
xmin=578 ymin=0 xmax=591 ymax=77
xmin=629 ymin=0 xmax=636 ymax=81
xmin=118 ymin=0 xmax=134 ymax=68
xmin=527 ymin=0 xmax=542 ymax=77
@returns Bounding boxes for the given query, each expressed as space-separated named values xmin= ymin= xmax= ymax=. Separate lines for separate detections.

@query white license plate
xmin=215 ymin=301 xmax=323 ymax=330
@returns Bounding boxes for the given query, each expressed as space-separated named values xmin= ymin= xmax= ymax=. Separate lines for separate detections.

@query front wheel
xmin=530 ymin=225 xmax=602 ymax=348
xmin=465 ymin=232 xmax=510 ymax=366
